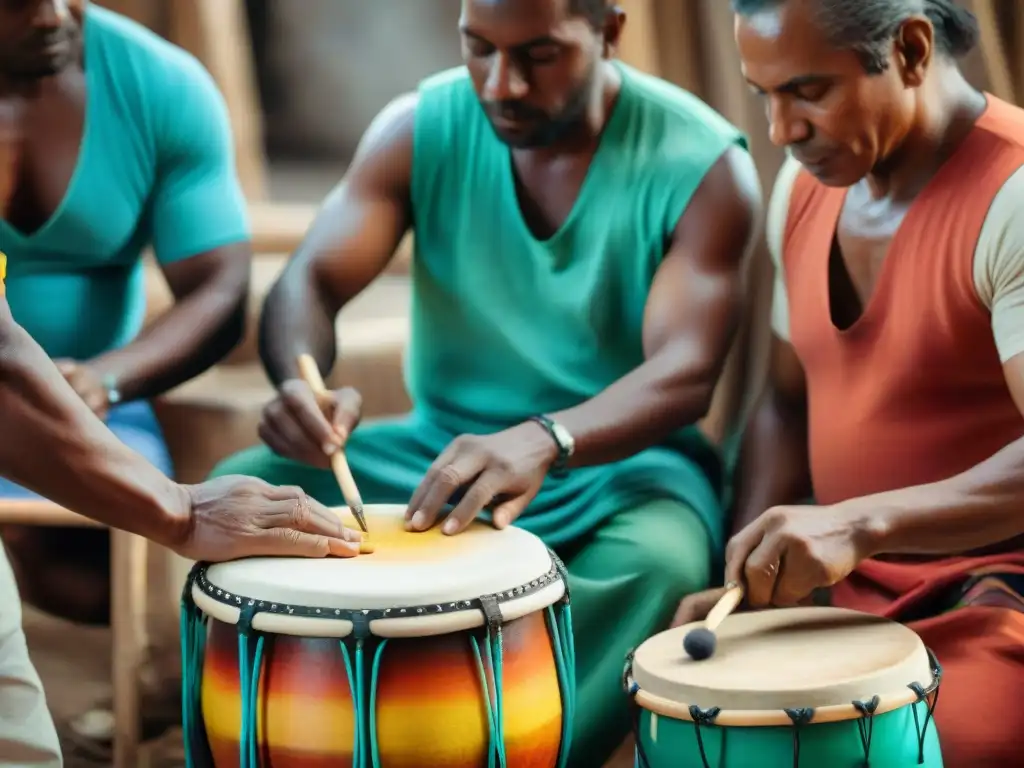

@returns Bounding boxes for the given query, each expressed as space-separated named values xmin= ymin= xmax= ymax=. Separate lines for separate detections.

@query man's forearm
xmin=856 ymin=434 xmax=1024 ymax=557
xmin=259 ymin=265 xmax=341 ymax=386
xmin=0 ymin=306 xmax=186 ymax=545
xmin=87 ymin=278 xmax=247 ymax=402
xmin=547 ymin=346 xmax=720 ymax=468
xmin=730 ymin=389 xmax=812 ymax=535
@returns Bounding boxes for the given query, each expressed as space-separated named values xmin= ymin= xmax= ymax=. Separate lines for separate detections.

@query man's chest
xmin=0 ymin=88 xmax=157 ymax=265
xmin=828 ymin=197 xmax=912 ymax=331
xmin=6 ymin=92 xmax=86 ymax=237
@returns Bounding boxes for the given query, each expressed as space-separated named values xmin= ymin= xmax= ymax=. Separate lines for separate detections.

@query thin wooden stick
xmin=296 ymin=354 xmax=368 ymax=533
xmin=705 ymin=583 xmax=745 ymax=633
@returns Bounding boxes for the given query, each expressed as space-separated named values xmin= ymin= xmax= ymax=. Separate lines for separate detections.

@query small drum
xmin=179 ymin=504 xmax=575 ymax=767
xmin=624 ymin=607 xmax=943 ymax=767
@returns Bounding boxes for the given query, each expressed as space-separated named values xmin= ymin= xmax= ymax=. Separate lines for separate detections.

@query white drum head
xmin=191 ymin=504 xmax=566 ymax=638
xmin=632 ymin=607 xmax=935 ymax=713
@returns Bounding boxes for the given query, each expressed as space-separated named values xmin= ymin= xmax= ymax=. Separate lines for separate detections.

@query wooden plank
xmin=0 ymin=501 xmax=104 ymax=527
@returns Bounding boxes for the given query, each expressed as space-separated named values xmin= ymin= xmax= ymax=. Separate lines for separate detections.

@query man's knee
xmin=616 ymin=500 xmax=714 ymax=600
xmin=208 ymin=444 xmax=274 ymax=480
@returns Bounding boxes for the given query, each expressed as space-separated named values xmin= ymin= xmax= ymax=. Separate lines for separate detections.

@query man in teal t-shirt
xmin=214 ymin=0 xmax=761 ymax=763
xmin=0 ymin=1 xmax=251 ymax=760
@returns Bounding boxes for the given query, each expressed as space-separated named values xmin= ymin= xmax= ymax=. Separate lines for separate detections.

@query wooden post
xmin=166 ymin=0 xmax=268 ymax=200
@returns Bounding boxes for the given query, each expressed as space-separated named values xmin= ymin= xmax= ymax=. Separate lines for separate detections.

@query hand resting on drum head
xmin=406 ymin=422 xmax=561 ymax=536
xmin=673 ymin=502 xmax=875 ymax=627
xmin=258 ymin=378 xmax=363 ymax=469
xmin=170 ymin=476 xmax=364 ymax=562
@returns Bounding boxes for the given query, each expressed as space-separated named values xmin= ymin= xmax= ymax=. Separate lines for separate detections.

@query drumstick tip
xmin=683 ymin=627 xmax=717 ymax=660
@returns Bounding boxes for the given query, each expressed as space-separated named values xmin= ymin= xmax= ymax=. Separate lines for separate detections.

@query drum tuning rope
xmin=179 ymin=548 xmax=577 ymax=767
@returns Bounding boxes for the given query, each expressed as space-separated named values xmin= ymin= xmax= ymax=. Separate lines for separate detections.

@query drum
xmin=624 ymin=607 xmax=943 ymax=767
xmin=179 ymin=504 xmax=575 ymax=768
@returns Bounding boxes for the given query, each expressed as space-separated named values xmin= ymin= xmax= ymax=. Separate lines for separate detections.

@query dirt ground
xmin=25 ymin=606 xmax=186 ymax=767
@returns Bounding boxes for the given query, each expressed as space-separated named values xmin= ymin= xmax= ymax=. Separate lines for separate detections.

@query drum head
xmin=193 ymin=504 xmax=564 ymax=637
xmin=633 ymin=607 xmax=935 ymax=711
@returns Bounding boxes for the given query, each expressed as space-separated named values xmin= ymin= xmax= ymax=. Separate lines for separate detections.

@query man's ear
xmin=602 ymin=4 xmax=626 ymax=59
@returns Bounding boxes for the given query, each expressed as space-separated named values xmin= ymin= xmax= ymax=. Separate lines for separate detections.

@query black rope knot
xmin=853 ymin=695 xmax=880 ymax=716
xmin=688 ymin=706 xmax=721 ymax=768
xmin=688 ymin=705 xmax=722 ymax=726
xmin=853 ymin=695 xmax=881 ymax=765
xmin=785 ymin=708 xmax=815 ymax=727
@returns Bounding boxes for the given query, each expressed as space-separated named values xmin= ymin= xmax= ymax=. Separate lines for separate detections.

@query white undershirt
xmin=767 ymin=154 xmax=1024 ymax=364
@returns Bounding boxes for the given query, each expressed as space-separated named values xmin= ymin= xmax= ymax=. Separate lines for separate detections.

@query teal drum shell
xmin=633 ymin=699 xmax=943 ymax=768
xmin=624 ymin=647 xmax=944 ymax=768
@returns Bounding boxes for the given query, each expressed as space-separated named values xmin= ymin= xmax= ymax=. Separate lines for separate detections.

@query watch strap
xmin=529 ymin=414 xmax=572 ymax=476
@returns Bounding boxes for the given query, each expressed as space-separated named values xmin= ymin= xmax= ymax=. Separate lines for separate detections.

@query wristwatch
xmin=529 ymin=415 xmax=575 ymax=477
xmin=102 ymin=374 xmax=122 ymax=407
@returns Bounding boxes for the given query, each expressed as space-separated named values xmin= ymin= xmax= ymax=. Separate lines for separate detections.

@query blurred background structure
xmin=16 ymin=1 xmax=1024 ymax=765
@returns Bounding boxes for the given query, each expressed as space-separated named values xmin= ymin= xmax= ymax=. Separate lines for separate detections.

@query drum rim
xmin=623 ymin=647 xmax=942 ymax=728
xmin=189 ymin=548 xmax=567 ymax=626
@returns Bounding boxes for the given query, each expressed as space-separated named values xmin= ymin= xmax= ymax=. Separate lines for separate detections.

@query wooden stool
xmin=0 ymin=501 xmax=149 ymax=768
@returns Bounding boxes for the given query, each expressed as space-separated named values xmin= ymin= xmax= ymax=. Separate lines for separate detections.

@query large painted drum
xmin=624 ymin=607 xmax=943 ymax=768
xmin=180 ymin=504 xmax=574 ymax=767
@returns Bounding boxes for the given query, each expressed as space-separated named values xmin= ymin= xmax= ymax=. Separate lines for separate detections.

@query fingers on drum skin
xmin=261 ymin=486 xmax=363 ymax=543
xmin=267 ymin=527 xmax=359 ymax=559
xmin=408 ymin=461 xmax=473 ymax=531
xmin=491 ymin=495 xmax=529 ymax=529
xmin=444 ymin=468 xmax=507 ymax=535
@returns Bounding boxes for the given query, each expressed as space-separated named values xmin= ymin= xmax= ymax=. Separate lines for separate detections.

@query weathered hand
xmin=723 ymin=503 xmax=876 ymax=609
xmin=54 ymin=359 xmax=110 ymax=419
xmin=169 ymin=475 xmax=363 ymax=562
xmin=406 ymin=421 xmax=559 ymax=535
xmin=258 ymin=379 xmax=363 ymax=468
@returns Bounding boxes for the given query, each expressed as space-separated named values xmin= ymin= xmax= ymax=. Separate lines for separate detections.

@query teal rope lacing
xmin=182 ymin=567 xmax=576 ymax=768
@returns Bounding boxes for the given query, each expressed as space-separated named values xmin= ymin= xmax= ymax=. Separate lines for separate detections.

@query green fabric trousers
xmin=212 ymin=429 xmax=713 ymax=767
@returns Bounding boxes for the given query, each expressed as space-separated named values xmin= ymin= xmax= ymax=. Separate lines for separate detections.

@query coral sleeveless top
xmin=780 ymin=96 xmax=1024 ymax=614
xmin=782 ymin=98 xmax=1024 ymax=508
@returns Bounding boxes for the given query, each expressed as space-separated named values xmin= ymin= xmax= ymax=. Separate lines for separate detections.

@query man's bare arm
xmin=549 ymin=145 xmax=762 ymax=466
xmin=88 ymin=245 xmax=250 ymax=401
xmin=259 ymin=93 xmax=418 ymax=385
xmin=853 ymin=354 xmax=1024 ymax=557
xmin=729 ymin=334 xmax=812 ymax=534
xmin=0 ymin=299 xmax=185 ymax=543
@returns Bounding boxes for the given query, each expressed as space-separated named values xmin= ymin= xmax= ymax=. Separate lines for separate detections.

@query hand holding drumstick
xmin=294 ymin=354 xmax=369 ymax=535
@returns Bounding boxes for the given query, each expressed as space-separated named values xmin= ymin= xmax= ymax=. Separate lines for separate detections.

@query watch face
xmin=552 ymin=423 xmax=575 ymax=454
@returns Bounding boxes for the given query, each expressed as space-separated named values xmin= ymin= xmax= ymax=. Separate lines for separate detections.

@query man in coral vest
xmin=675 ymin=0 xmax=1024 ymax=764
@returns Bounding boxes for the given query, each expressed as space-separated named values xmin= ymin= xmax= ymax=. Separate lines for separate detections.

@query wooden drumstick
xmin=296 ymin=354 xmax=369 ymax=535
xmin=683 ymin=582 xmax=744 ymax=661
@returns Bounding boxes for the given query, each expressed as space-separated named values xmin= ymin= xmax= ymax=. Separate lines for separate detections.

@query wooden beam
xmin=617 ymin=0 xmax=661 ymax=77
xmin=972 ymin=0 xmax=1016 ymax=102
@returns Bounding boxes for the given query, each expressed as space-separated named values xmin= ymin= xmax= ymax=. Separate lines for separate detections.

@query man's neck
xmin=864 ymin=65 xmax=987 ymax=203
xmin=517 ymin=61 xmax=622 ymax=161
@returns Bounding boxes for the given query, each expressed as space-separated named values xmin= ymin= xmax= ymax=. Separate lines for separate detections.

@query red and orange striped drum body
xmin=181 ymin=505 xmax=575 ymax=768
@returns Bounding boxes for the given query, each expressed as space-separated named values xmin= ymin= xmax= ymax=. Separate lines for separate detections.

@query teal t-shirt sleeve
xmin=149 ymin=56 xmax=250 ymax=264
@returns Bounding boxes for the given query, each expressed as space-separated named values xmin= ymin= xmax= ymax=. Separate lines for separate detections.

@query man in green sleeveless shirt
xmin=213 ymin=0 xmax=760 ymax=762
